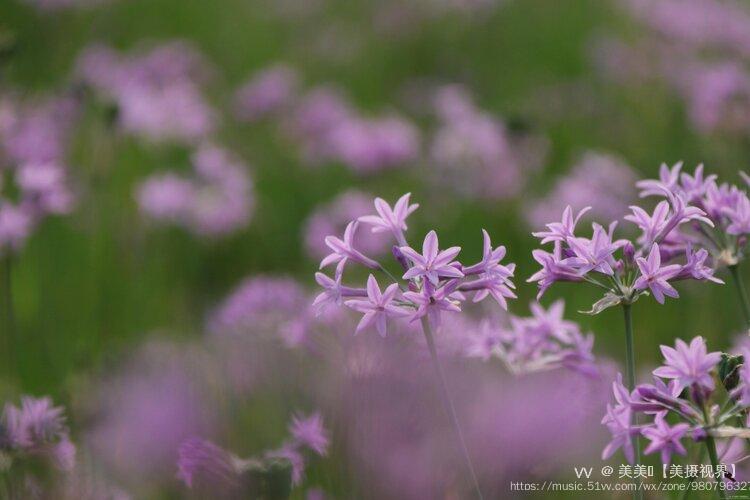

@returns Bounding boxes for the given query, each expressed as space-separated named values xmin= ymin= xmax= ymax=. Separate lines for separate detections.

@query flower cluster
xmin=602 ymin=336 xmax=750 ymax=466
xmin=429 ymin=85 xmax=546 ymax=201
xmin=136 ymin=144 xmax=254 ymax=238
xmin=637 ymin=162 xmax=750 ymax=268
xmin=594 ymin=0 xmax=750 ymax=136
xmin=466 ymin=300 xmax=598 ymax=377
xmin=314 ymin=193 xmax=516 ymax=334
xmin=177 ymin=412 xmax=328 ymax=492
xmin=1 ymin=396 xmax=76 ymax=472
xmin=529 ymin=183 xmax=722 ymax=311
xmin=234 ymin=64 xmax=299 ymax=123
xmin=0 ymin=94 xmax=77 ymax=254
xmin=76 ymin=41 xmax=215 ymax=143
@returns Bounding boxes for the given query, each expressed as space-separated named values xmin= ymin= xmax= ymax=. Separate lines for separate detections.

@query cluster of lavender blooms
xmin=177 ymin=412 xmax=328 ymax=494
xmin=233 ymin=64 xmax=299 ymax=123
xmin=463 ymin=300 xmax=598 ymax=377
xmin=136 ymin=144 xmax=254 ymax=238
xmin=303 ymin=190 xmax=391 ymax=261
xmin=0 ymin=94 xmax=77 ymax=254
xmin=1 ymin=396 xmax=76 ymax=475
xmin=636 ymin=162 xmax=750 ymax=269
xmin=525 ymin=151 xmax=637 ymax=230
xmin=428 ymin=85 xmax=546 ymax=201
xmin=208 ymin=275 xmax=313 ymax=348
xmin=313 ymin=192 xmax=516 ymax=334
xmin=233 ymin=70 xmax=419 ymax=174
xmin=529 ymin=178 xmax=723 ymax=311
xmin=283 ymin=86 xmax=419 ymax=174
xmin=594 ymin=0 xmax=750 ymax=136
xmin=75 ymin=42 xmax=215 ymax=143
xmin=603 ymin=336 xmax=750 ymax=468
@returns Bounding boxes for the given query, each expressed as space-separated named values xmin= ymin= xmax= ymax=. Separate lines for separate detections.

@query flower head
xmin=634 ymin=244 xmax=682 ymax=303
xmin=652 ymin=336 xmax=722 ymax=393
xmin=641 ymin=413 xmax=690 ymax=465
xmin=358 ymin=192 xmax=419 ymax=245
xmin=344 ymin=275 xmax=409 ymax=337
xmin=532 ymin=205 xmax=591 ymax=244
xmin=289 ymin=412 xmax=329 ymax=456
xmin=400 ymin=230 xmax=464 ymax=286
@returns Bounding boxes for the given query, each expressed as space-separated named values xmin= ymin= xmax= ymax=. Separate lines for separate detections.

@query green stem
xmin=704 ymin=435 xmax=727 ymax=499
xmin=2 ymin=256 xmax=14 ymax=382
xmin=622 ymin=304 xmax=643 ymax=500
xmin=728 ymin=264 xmax=750 ymax=330
xmin=420 ymin=317 xmax=483 ymax=499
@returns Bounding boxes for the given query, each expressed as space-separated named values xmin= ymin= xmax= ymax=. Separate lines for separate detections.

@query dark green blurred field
xmin=2 ymin=0 xmax=749 ymax=497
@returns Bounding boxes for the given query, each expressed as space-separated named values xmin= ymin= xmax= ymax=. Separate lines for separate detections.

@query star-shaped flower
xmin=532 ymin=205 xmax=591 ymax=244
xmin=358 ymin=192 xmax=419 ymax=245
xmin=344 ymin=275 xmax=409 ymax=337
xmin=641 ymin=413 xmax=690 ymax=465
xmin=403 ymin=280 xmax=463 ymax=328
xmin=652 ymin=336 xmax=721 ymax=393
xmin=637 ymin=161 xmax=683 ymax=198
xmin=320 ymin=221 xmax=379 ymax=276
xmin=633 ymin=244 xmax=681 ymax=303
xmin=400 ymin=230 xmax=464 ymax=285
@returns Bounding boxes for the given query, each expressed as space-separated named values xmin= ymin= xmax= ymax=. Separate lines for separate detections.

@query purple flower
xmin=0 ymin=203 xmax=33 ymax=255
xmin=601 ymin=403 xmax=635 ymax=464
xmin=526 ymin=152 xmax=637 ymax=230
xmin=177 ymin=438 xmax=239 ymax=489
xmin=304 ymin=190 xmax=391 ymax=260
xmin=527 ymin=242 xmax=583 ymax=299
xmin=403 ymin=281 xmax=463 ymax=328
xmin=320 ymin=221 xmax=380 ymax=276
xmin=637 ymin=162 xmax=683 ymax=198
xmin=234 ymin=64 xmax=298 ymax=122
xmin=653 ymin=336 xmax=722 ymax=393
xmin=675 ymin=245 xmax=723 ymax=283
xmin=312 ymin=272 xmax=366 ymax=315
xmin=400 ymin=230 xmax=464 ymax=285
xmin=344 ymin=275 xmax=409 ymax=337
xmin=136 ymin=144 xmax=254 ymax=238
xmin=358 ymin=192 xmax=419 ymax=246
xmin=625 ymin=200 xmax=671 ymax=247
xmin=289 ymin=412 xmax=329 ymax=456
xmin=532 ymin=205 xmax=591 ymax=244
xmin=634 ymin=244 xmax=682 ymax=303
xmin=76 ymin=42 xmax=215 ymax=143
xmin=726 ymin=191 xmax=750 ymax=235
xmin=567 ymin=223 xmax=620 ymax=275
xmin=641 ymin=413 xmax=690 ymax=464
xmin=4 ymin=396 xmax=66 ymax=449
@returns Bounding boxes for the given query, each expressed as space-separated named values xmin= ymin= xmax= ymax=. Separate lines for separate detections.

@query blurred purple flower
xmin=289 ymin=412 xmax=330 ymax=456
xmin=136 ymin=144 xmax=254 ymax=238
xmin=526 ymin=152 xmax=637 ymax=230
xmin=234 ymin=64 xmax=298 ymax=122
xmin=76 ymin=42 xmax=215 ymax=143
